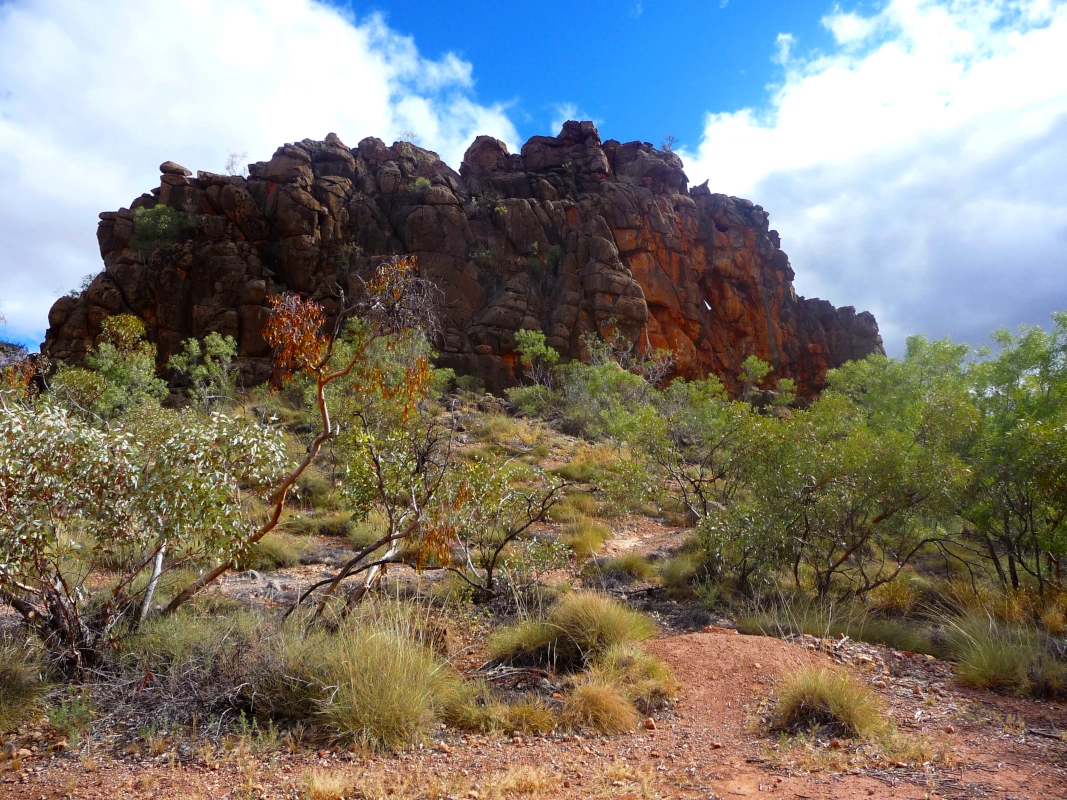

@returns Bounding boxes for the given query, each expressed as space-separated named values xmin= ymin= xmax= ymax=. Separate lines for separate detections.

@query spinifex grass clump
xmin=773 ymin=666 xmax=885 ymax=739
xmin=598 ymin=553 xmax=656 ymax=581
xmin=316 ymin=613 xmax=457 ymax=749
xmin=0 ymin=639 xmax=43 ymax=731
xmin=123 ymin=600 xmax=465 ymax=751
xmin=490 ymin=591 xmax=656 ymax=669
xmin=586 ymin=643 xmax=679 ymax=713
xmin=562 ymin=680 xmax=641 ymax=735
xmin=563 ymin=519 xmax=612 ymax=558
xmin=947 ymin=615 xmax=1067 ymax=697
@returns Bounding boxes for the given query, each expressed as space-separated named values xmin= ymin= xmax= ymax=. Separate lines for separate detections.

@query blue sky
xmin=340 ymin=0 xmax=843 ymax=149
xmin=1 ymin=0 xmax=1066 ymax=355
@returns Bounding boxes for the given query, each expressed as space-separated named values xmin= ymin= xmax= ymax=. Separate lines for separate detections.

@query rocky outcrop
xmin=43 ymin=121 xmax=883 ymax=394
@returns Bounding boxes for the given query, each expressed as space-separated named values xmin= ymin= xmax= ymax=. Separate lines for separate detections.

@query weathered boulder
xmin=43 ymin=121 xmax=883 ymax=394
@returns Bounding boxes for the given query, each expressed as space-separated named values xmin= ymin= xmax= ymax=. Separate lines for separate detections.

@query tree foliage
xmin=0 ymin=401 xmax=286 ymax=669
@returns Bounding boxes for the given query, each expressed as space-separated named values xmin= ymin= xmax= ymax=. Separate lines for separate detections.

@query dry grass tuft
xmin=495 ymin=697 xmax=557 ymax=734
xmin=304 ymin=769 xmax=354 ymax=800
xmin=487 ymin=765 xmax=557 ymax=797
xmin=563 ymin=679 xmax=641 ymax=734
xmin=550 ymin=491 xmax=600 ymax=522
xmin=599 ymin=553 xmax=656 ymax=581
xmin=0 ymin=639 xmax=42 ymax=732
xmin=490 ymin=591 xmax=656 ymax=668
xmin=563 ymin=519 xmax=611 ymax=558
xmin=773 ymin=666 xmax=885 ymax=739
xmin=587 ymin=643 xmax=679 ymax=712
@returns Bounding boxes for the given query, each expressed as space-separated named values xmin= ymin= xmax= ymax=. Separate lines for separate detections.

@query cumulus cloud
xmin=0 ymin=0 xmax=518 ymax=347
xmin=682 ymin=0 xmax=1067 ymax=353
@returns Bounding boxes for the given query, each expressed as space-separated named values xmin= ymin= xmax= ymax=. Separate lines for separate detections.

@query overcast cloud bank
xmin=683 ymin=0 xmax=1067 ymax=353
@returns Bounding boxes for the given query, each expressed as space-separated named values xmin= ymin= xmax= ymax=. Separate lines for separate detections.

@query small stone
xmin=944 ymin=725 xmax=955 ymax=734
xmin=711 ymin=742 xmax=723 ymax=749
xmin=644 ymin=718 xmax=657 ymax=730
xmin=17 ymin=748 xmax=31 ymax=758
xmin=467 ymin=791 xmax=480 ymax=799
xmin=563 ymin=780 xmax=571 ymax=788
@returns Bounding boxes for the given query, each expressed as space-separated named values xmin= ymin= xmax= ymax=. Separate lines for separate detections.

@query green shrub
xmin=773 ymin=666 xmax=885 ymax=739
xmin=47 ymin=687 xmax=94 ymax=746
xmin=129 ymin=204 xmax=191 ymax=255
xmin=408 ymin=176 xmax=432 ymax=195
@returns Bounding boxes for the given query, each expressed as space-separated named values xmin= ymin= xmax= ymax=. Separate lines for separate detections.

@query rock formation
xmin=43 ymin=121 xmax=883 ymax=395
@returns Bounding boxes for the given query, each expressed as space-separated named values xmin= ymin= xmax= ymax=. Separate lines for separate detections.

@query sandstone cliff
xmin=43 ymin=121 xmax=883 ymax=394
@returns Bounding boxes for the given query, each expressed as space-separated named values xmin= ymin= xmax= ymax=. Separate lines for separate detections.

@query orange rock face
xmin=43 ymin=121 xmax=882 ymax=395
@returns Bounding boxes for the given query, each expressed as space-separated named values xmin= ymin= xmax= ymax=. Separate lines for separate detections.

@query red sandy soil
xmin=3 ymin=627 xmax=1064 ymax=800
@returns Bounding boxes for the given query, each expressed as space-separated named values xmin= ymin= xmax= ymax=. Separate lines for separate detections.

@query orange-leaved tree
xmin=163 ymin=254 xmax=440 ymax=616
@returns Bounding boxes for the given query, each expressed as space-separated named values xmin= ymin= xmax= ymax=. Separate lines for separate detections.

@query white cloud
xmin=682 ymin=0 xmax=1067 ymax=353
xmin=773 ymin=32 xmax=796 ymax=65
xmin=0 ymin=0 xmax=519 ymax=347
xmin=549 ymin=102 xmax=601 ymax=135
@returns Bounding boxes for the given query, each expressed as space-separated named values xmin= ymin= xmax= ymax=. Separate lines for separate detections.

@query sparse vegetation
xmin=6 ymin=246 xmax=1067 ymax=794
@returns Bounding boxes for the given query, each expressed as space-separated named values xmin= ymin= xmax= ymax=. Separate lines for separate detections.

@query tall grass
xmin=945 ymin=615 xmax=1067 ymax=697
xmin=122 ymin=600 xmax=466 ymax=749
xmin=737 ymin=594 xmax=938 ymax=655
xmin=317 ymin=616 xmax=457 ymax=749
